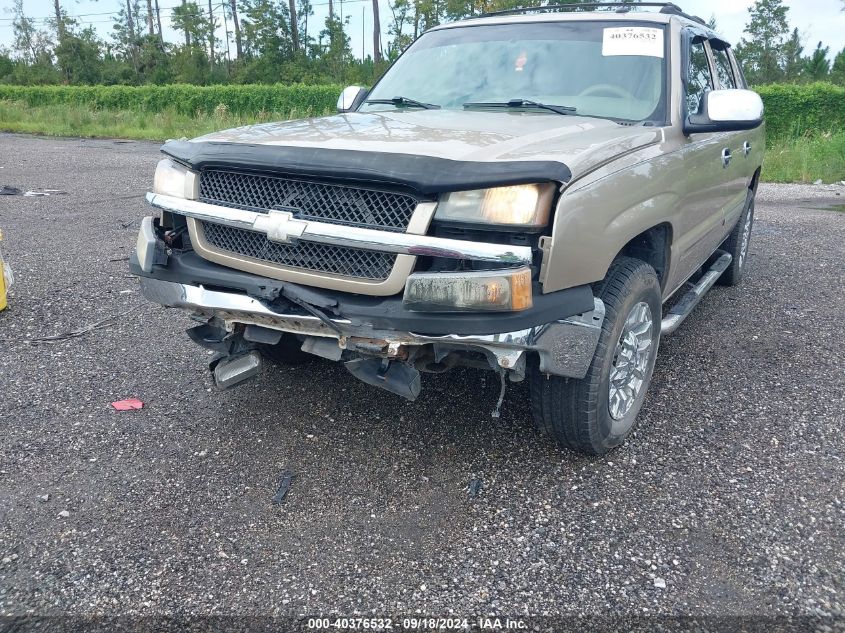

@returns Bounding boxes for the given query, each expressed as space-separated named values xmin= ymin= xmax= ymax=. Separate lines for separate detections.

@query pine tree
xmin=386 ymin=0 xmax=414 ymax=59
xmin=707 ymin=14 xmax=717 ymax=32
xmin=11 ymin=0 xmax=53 ymax=67
xmin=154 ymin=0 xmax=163 ymax=41
xmin=171 ymin=2 xmax=209 ymax=52
xmin=207 ymin=0 xmax=216 ymax=65
xmin=831 ymin=48 xmax=845 ymax=86
xmin=372 ymin=0 xmax=382 ymax=63
xmin=782 ymin=28 xmax=804 ymax=81
xmin=145 ymin=0 xmax=156 ymax=35
xmin=735 ymin=0 xmax=790 ymax=85
xmin=53 ymin=0 xmax=65 ymax=40
xmin=111 ymin=0 xmax=145 ymax=78
xmin=804 ymin=42 xmax=831 ymax=82
xmin=289 ymin=0 xmax=300 ymax=51
xmin=229 ymin=0 xmax=243 ymax=58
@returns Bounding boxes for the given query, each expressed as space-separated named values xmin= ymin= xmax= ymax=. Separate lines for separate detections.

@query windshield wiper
xmin=364 ymin=96 xmax=440 ymax=110
xmin=463 ymin=99 xmax=577 ymax=116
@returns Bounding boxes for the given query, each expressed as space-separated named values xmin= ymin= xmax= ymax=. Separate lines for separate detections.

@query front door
xmin=676 ymin=34 xmax=735 ymax=280
xmin=711 ymin=41 xmax=755 ymax=232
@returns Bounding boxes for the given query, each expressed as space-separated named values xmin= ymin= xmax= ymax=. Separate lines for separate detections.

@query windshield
xmin=361 ymin=21 xmax=668 ymax=123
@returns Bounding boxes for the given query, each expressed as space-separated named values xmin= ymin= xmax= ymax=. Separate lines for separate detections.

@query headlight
xmin=153 ymin=158 xmax=196 ymax=199
xmin=403 ymin=267 xmax=533 ymax=312
xmin=434 ymin=183 xmax=555 ymax=227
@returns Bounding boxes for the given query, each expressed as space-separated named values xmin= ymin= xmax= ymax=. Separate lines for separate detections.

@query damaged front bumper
xmin=138 ymin=275 xmax=605 ymax=397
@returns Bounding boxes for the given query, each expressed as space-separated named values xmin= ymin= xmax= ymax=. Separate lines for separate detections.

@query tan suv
xmin=131 ymin=2 xmax=764 ymax=455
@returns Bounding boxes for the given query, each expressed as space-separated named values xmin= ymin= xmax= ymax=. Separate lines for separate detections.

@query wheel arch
xmin=614 ymin=223 xmax=673 ymax=292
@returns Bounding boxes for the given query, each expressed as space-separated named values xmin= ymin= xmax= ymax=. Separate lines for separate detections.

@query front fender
xmin=541 ymin=145 xmax=684 ymax=294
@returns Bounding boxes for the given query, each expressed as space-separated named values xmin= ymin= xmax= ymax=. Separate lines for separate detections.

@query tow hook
xmin=188 ymin=319 xmax=265 ymax=390
xmin=212 ymin=351 xmax=262 ymax=389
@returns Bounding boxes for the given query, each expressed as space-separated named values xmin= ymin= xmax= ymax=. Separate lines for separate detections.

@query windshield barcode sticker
xmin=602 ymin=27 xmax=664 ymax=58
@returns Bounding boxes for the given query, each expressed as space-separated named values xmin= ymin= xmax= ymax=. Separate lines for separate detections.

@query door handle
xmin=721 ymin=148 xmax=732 ymax=168
xmin=743 ymin=141 xmax=752 ymax=157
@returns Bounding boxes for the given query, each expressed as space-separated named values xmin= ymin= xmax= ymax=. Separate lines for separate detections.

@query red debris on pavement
xmin=111 ymin=398 xmax=144 ymax=411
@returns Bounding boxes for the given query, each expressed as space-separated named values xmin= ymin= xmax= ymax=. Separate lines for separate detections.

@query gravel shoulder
xmin=0 ymin=134 xmax=843 ymax=620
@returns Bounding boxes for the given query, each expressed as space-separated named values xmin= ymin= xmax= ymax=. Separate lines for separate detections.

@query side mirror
xmin=684 ymin=89 xmax=764 ymax=135
xmin=337 ymin=86 xmax=367 ymax=113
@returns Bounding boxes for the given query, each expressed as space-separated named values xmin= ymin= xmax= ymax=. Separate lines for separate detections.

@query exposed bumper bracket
xmin=139 ymin=276 xmax=604 ymax=380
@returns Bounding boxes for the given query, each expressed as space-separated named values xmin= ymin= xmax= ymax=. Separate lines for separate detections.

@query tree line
xmin=1 ymin=0 xmax=843 ymax=87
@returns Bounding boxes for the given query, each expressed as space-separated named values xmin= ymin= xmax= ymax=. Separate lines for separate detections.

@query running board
xmin=661 ymin=252 xmax=733 ymax=335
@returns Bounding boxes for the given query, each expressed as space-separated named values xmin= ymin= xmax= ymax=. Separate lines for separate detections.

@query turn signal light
xmin=403 ymin=267 xmax=533 ymax=312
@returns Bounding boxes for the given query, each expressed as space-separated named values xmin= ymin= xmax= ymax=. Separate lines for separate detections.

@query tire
xmin=529 ymin=257 xmax=662 ymax=455
xmin=717 ymin=188 xmax=755 ymax=287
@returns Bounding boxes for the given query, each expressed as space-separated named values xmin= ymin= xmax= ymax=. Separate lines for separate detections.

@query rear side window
xmin=711 ymin=45 xmax=737 ymax=89
xmin=686 ymin=38 xmax=712 ymax=116
xmin=728 ymin=49 xmax=747 ymax=88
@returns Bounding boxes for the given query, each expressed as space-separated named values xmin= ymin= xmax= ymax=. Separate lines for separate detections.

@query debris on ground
xmin=20 ymin=308 xmax=134 ymax=344
xmin=0 ymin=186 xmax=66 ymax=196
xmin=491 ymin=372 xmax=507 ymax=418
xmin=57 ymin=510 xmax=70 ymax=518
xmin=23 ymin=190 xmax=66 ymax=197
xmin=467 ymin=478 xmax=483 ymax=499
xmin=111 ymin=398 xmax=144 ymax=411
xmin=653 ymin=577 xmax=667 ymax=589
xmin=272 ymin=471 xmax=296 ymax=505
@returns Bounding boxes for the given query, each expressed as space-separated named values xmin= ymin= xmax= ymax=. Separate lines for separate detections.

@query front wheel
xmin=529 ymin=257 xmax=662 ymax=455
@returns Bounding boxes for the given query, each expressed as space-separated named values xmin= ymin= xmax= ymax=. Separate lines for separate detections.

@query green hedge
xmin=756 ymin=83 xmax=845 ymax=140
xmin=1 ymin=82 xmax=842 ymax=140
xmin=0 ymin=84 xmax=344 ymax=117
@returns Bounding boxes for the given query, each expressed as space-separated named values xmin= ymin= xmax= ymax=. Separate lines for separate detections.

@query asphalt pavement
xmin=0 ymin=134 xmax=843 ymax=626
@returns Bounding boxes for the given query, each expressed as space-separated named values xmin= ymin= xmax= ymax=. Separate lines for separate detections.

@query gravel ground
xmin=0 ymin=134 xmax=843 ymax=625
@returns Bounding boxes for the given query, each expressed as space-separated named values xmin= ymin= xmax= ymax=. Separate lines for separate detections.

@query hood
xmin=192 ymin=109 xmax=662 ymax=180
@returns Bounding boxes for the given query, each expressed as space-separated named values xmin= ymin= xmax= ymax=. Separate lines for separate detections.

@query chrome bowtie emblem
xmin=253 ymin=208 xmax=308 ymax=245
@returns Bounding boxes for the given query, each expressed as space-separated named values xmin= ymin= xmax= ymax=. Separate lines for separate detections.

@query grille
xmin=196 ymin=170 xmax=420 ymax=281
xmin=201 ymin=222 xmax=397 ymax=281
xmin=199 ymin=170 xmax=419 ymax=232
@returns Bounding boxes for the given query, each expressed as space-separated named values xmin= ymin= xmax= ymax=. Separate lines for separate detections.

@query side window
xmin=711 ymin=45 xmax=737 ymax=89
xmin=686 ymin=37 xmax=713 ymax=116
xmin=728 ymin=49 xmax=746 ymax=88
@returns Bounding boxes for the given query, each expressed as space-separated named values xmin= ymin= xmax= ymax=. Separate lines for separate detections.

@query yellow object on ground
xmin=0 ymin=229 xmax=8 ymax=312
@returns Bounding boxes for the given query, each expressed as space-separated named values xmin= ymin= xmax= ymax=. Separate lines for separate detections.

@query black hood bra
xmin=161 ymin=140 xmax=572 ymax=196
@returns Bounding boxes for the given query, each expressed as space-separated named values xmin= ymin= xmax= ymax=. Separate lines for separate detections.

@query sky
xmin=0 ymin=0 xmax=843 ymax=63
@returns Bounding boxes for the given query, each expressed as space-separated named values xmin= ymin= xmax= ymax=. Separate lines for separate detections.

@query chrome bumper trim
xmin=146 ymin=193 xmax=533 ymax=266
xmin=139 ymin=277 xmax=604 ymax=379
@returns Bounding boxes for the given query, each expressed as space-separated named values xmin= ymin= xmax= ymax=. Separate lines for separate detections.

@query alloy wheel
xmin=608 ymin=301 xmax=654 ymax=421
xmin=739 ymin=207 xmax=753 ymax=269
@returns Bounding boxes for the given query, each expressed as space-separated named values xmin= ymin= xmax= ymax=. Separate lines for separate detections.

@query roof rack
xmin=480 ymin=2 xmax=707 ymax=26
